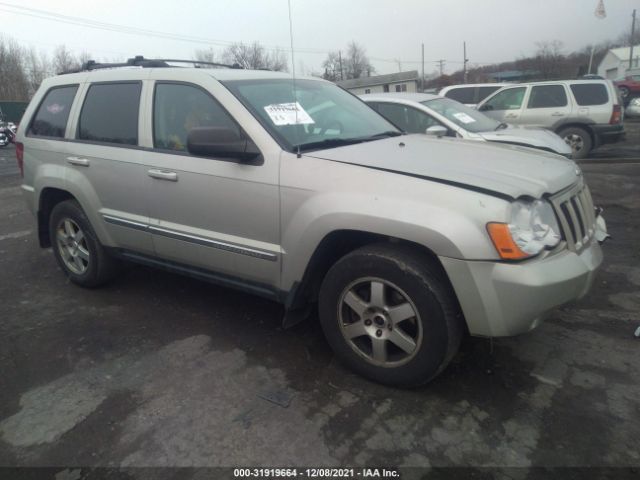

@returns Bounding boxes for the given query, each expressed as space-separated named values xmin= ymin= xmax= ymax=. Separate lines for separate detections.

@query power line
xmin=0 ymin=1 xmax=482 ymax=69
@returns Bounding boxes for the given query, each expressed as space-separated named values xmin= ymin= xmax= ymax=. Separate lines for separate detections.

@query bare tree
xmin=0 ymin=37 xmax=30 ymax=101
xmin=25 ymin=47 xmax=51 ymax=96
xmin=194 ymin=47 xmax=218 ymax=63
xmin=533 ymin=40 xmax=565 ymax=80
xmin=343 ymin=41 xmax=374 ymax=79
xmin=52 ymin=45 xmax=80 ymax=74
xmin=221 ymin=42 xmax=288 ymax=71
xmin=322 ymin=51 xmax=342 ymax=81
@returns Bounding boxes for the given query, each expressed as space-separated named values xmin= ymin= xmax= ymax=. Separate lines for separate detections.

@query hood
xmin=306 ymin=134 xmax=581 ymax=199
xmin=479 ymin=126 xmax=572 ymax=156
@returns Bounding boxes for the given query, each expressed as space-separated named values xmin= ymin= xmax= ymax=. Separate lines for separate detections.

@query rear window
xmin=78 ymin=82 xmax=141 ymax=145
xmin=570 ymin=83 xmax=609 ymax=106
xmin=443 ymin=87 xmax=476 ymax=104
xmin=527 ymin=85 xmax=568 ymax=108
xmin=28 ymin=85 xmax=78 ymax=138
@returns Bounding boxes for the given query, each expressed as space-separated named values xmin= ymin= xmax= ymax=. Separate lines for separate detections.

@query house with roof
xmin=597 ymin=45 xmax=640 ymax=79
xmin=337 ymin=70 xmax=419 ymax=95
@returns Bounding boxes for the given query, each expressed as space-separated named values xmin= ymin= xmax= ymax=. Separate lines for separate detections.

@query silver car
xmin=17 ymin=58 xmax=607 ymax=386
xmin=362 ymin=93 xmax=571 ymax=156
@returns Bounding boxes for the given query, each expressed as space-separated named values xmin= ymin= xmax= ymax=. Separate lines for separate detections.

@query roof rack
xmin=61 ymin=55 xmax=243 ymax=74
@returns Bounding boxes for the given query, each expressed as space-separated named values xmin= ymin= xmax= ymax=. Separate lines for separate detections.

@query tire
xmin=49 ymin=199 xmax=119 ymax=288
xmin=559 ymin=126 xmax=593 ymax=160
xmin=318 ymin=243 xmax=463 ymax=387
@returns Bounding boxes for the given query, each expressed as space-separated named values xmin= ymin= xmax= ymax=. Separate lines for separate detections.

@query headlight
xmin=487 ymin=199 xmax=561 ymax=260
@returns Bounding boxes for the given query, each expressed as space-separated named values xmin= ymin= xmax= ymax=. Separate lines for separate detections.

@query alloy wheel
xmin=338 ymin=277 xmax=422 ymax=367
xmin=56 ymin=218 xmax=90 ymax=275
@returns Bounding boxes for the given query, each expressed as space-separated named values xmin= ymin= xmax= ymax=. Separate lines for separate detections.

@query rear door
xmin=519 ymin=84 xmax=572 ymax=127
xmin=369 ymin=102 xmax=450 ymax=134
xmin=66 ymin=79 xmax=154 ymax=254
xmin=478 ymin=86 xmax=528 ymax=124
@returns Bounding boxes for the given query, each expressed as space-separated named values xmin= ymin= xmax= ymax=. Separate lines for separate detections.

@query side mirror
xmin=425 ymin=125 xmax=448 ymax=137
xmin=187 ymin=126 xmax=262 ymax=164
xmin=478 ymin=104 xmax=492 ymax=111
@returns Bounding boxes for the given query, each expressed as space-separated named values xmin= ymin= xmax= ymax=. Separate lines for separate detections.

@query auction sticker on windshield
xmin=452 ymin=112 xmax=476 ymax=124
xmin=264 ymin=102 xmax=315 ymax=125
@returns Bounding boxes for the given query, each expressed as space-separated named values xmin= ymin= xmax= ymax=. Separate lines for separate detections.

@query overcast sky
xmin=0 ymin=0 xmax=637 ymax=75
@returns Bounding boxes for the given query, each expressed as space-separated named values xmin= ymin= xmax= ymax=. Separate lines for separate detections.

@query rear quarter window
xmin=570 ymin=84 xmax=609 ymax=106
xmin=28 ymin=85 xmax=78 ymax=138
xmin=443 ymin=87 xmax=476 ymax=104
xmin=78 ymin=82 xmax=141 ymax=145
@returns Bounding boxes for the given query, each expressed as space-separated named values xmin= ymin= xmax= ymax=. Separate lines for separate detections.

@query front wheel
xmin=559 ymin=126 xmax=593 ymax=160
xmin=318 ymin=244 xmax=463 ymax=387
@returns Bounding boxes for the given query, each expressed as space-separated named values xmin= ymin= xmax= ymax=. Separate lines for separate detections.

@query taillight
xmin=610 ymin=105 xmax=622 ymax=124
xmin=15 ymin=142 xmax=24 ymax=177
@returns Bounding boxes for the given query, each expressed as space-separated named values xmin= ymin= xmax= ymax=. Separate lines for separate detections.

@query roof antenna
xmin=287 ymin=0 xmax=301 ymax=158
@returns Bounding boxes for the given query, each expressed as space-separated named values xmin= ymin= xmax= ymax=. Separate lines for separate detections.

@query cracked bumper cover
xmin=439 ymin=239 xmax=604 ymax=338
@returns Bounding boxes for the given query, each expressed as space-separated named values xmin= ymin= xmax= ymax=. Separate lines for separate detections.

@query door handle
xmin=551 ymin=112 xmax=564 ymax=117
xmin=505 ymin=114 xmax=518 ymax=119
xmin=66 ymin=156 xmax=90 ymax=166
xmin=148 ymin=169 xmax=178 ymax=181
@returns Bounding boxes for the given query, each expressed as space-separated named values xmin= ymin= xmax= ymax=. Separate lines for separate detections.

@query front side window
xmin=153 ymin=83 xmax=240 ymax=152
xmin=482 ymin=87 xmax=526 ymax=111
xmin=78 ymin=82 xmax=141 ymax=145
xmin=476 ymin=86 xmax=502 ymax=103
xmin=223 ymin=78 xmax=398 ymax=152
xmin=570 ymin=84 xmax=609 ymax=106
xmin=527 ymin=85 xmax=568 ymax=109
xmin=29 ymin=85 xmax=78 ymax=138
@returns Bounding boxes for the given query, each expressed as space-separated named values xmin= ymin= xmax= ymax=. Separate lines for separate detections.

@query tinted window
xmin=527 ymin=85 xmax=568 ymax=108
xmin=570 ymin=84 xmax=609 ymax=106
xmin=153 ymin=83 xmax=240 ymax=152
xmin=375 ymin=103 xmax=443 ymax=133
xmin=422 ymin=97 xmax=500 ymax=133
xmin=476 ymin=86 xmax=501 ymax=102
xmin=78 ymin=83 xmax=141 ymax=145
xmin=29 ymin=85 xmax=78 ymax=138
xmin=482 ymin=87 xmax=526 ymax=111
xmin=443 ymin=87 xmax=476 ymax=104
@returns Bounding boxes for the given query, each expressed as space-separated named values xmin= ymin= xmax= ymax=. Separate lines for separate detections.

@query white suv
xmin=477 ymin=80 xmax=624 ymax=159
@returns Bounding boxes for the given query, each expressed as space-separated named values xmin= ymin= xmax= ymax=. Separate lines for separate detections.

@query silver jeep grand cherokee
xmin=16 ymin=58 xmax=607 ymax=386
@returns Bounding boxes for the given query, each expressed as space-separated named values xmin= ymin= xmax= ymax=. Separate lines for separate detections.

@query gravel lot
xmin=0 ymin=125 xmax=639 ymax=476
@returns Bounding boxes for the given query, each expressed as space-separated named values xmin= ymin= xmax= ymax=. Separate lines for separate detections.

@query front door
xmin=519 ymin=84 xmax=572 ymax=127
xmin=142 ymin=80 xmax=280 ymax=292
xmin=478 ymin=86 xmax=528 ymax=124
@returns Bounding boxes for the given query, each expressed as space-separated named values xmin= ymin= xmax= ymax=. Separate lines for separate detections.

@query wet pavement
xmin=0 ymin=132 xmax=639 ymax=474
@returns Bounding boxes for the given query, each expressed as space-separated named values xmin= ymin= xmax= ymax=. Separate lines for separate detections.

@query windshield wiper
xmin=495 ymin=122 xmax=509 ymax=130
xmin=294 ymin=131 xmax=402 ymax=152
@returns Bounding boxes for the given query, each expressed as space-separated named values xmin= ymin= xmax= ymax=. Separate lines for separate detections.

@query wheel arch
xmin=282 ymin=229 xmax=459 ymax=328
xmin=37 ymin=187 xmax=76 ymax=247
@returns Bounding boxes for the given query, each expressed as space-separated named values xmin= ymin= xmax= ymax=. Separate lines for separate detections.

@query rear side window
xmin=29 ymin=85 xmax=78 ymax=138
xmin=570 ymin=84 xmax=609 ymax=106
xmin=443 ymin=87 xmax=475 ymax=104
xmin=78 ymin=82 xmax=141 ymax=145
xmin=527 ymin=85 xmax=568 ymax=108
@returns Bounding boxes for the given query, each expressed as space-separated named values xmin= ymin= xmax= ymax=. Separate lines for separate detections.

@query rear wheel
xmin=559 ymin=126 xmax=592 ymax=160
xmin=50 ymin=200 xmax=119 ymax=288
xmin=318 ymin=243 xmax=463 ymax=387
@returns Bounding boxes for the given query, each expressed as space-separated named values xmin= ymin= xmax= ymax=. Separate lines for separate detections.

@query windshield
xmin=421 ymin=97 xmax=501 ymax=133
xmin=222 ymin=78 xmax=399 ymax=152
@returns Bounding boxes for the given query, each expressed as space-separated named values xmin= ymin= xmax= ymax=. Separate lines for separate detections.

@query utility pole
xmin=338 ymin=50 xmax=344 ymax=81
xmin=463 ymin=41 xmax=469 ymax=83
xmin=629 ymin=9 xmax=637 ymax=72
xmin=437 ymin=59 xmax=446 ymax=76
xmin=421 ymin=43 xmax=425 ymax=92
xmin=395 ymin=59 xmax=402 ymax=72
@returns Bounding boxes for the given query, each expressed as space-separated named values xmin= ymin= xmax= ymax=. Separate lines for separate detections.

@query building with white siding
xmin=337 ymin=71 xmax=420 ymax=95
xmin=597 ymin=45 xmax=640 ymax=79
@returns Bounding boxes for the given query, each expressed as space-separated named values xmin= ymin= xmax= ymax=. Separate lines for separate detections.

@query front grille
xmin=550 ymin=180 xmax=596 ymax=252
